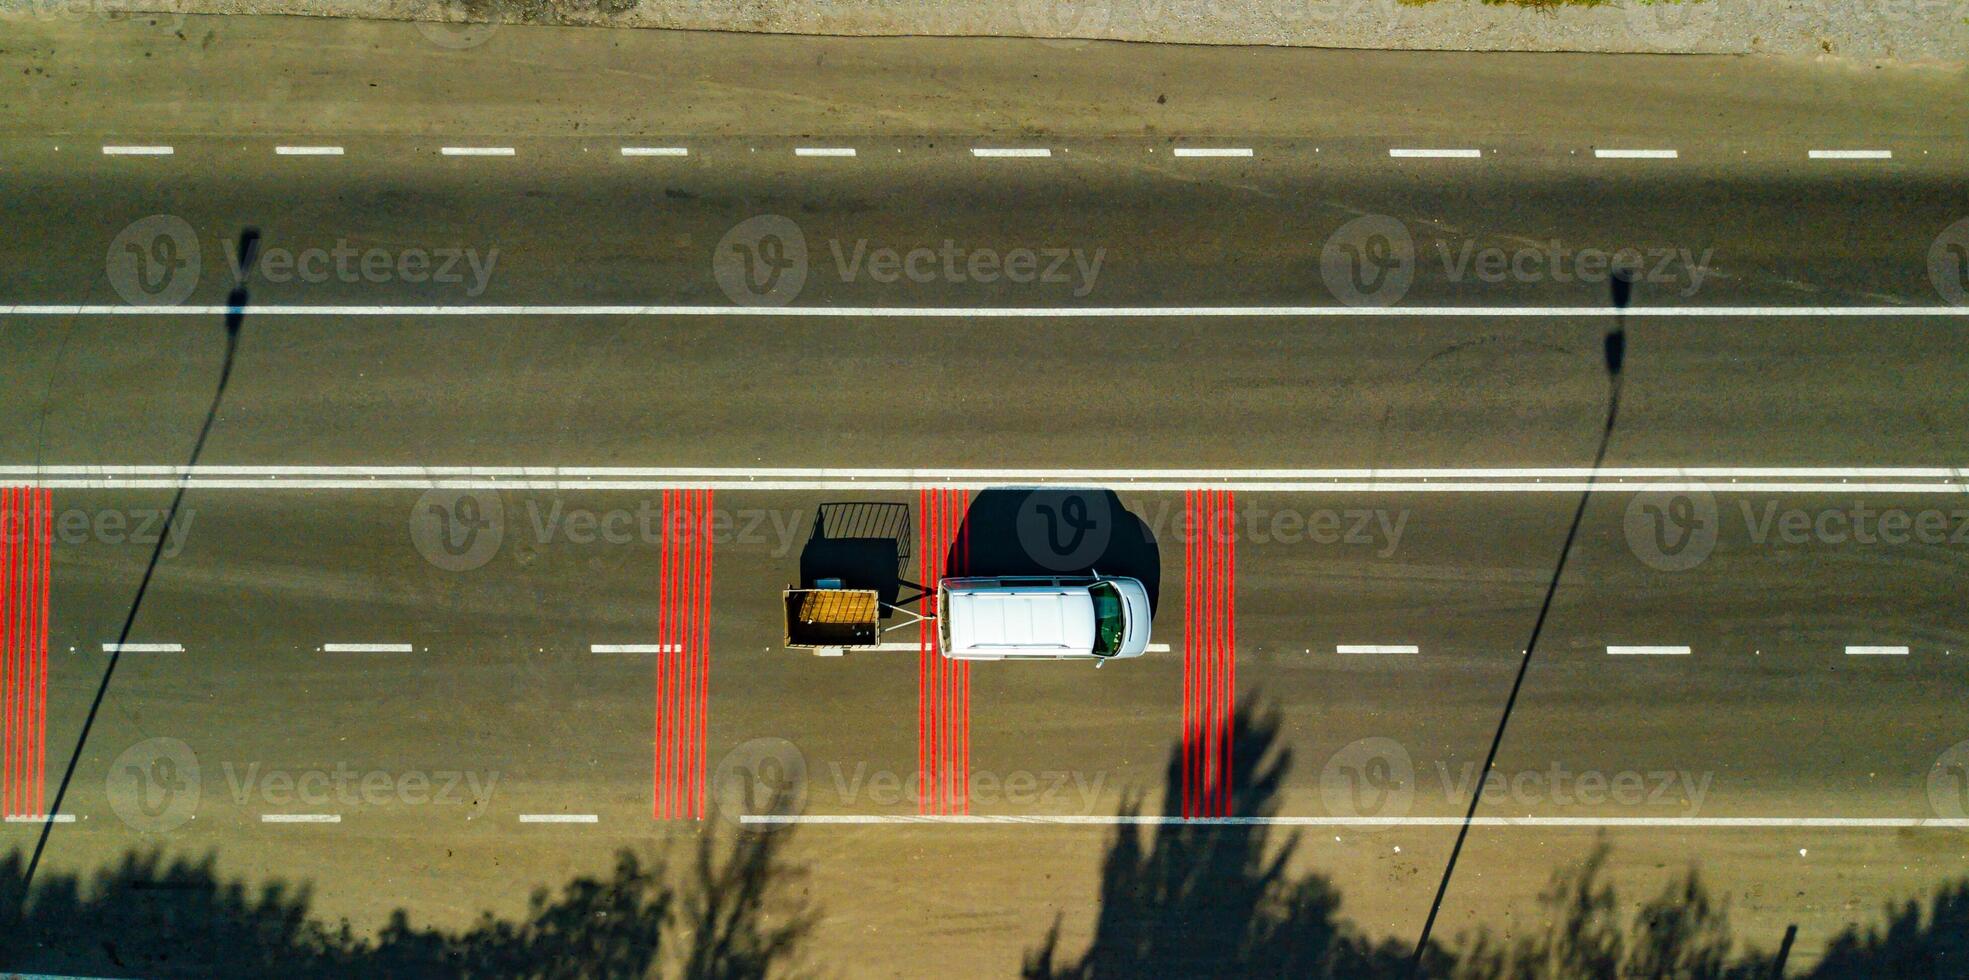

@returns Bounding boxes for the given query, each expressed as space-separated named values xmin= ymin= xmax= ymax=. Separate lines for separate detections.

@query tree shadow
xmin=0 ymin=820 xmax=812 ymax=979
xmin=1021 ymin=700 xmax=1421 ymax=979
xmin=1021 ymin=697 xmax=1969 ymax=979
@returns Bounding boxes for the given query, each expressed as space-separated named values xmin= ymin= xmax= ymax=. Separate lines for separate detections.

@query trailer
xmin=782 ymin=503 xmax=931 ymax=656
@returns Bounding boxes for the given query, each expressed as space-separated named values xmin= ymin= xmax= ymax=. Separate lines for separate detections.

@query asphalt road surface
xmin=2 ymin=15 xmax=1968 ymax=978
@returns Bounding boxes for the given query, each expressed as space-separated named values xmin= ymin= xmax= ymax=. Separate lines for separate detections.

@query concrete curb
xmin=1 ymin=0 xmax=1964 ymax=64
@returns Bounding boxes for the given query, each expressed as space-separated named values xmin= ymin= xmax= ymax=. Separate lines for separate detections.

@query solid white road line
xmin=590 ymin=644 xmax=683 ymax=653
xmin=519 ymin=814 xmax=600 ymax=823
xmin=1337 ymin=644 xmax=1419 ymax=655
xmin=804 ymin=641 xmax=1174 ymax=653
xmin=1389 ymin=148 xmax=1482 ymax=158
xmin=101 ymin=643 xmax=184 ymax=653
xmin=795 ymin=147 xmax=856 ymax=157
xmin=620 ymin=147 xmax=689 ymax=156
xmin=1845 ymin=645 xmax=1910 ymax=656
xmin=1172 ymin=147 xmax=1253 ymax=158
xmin=6 ymin=465 xmax=1968 ymax=494
xmin=972 ymin=148 xmax=1052 ymax=158
xmin=1811 ymin=150 xmax=1892 ymax=160
xmin=1595 ymin=149 xmax=1679 ymax=159
xmin=323 ymin=643 xmax=413 ymax=653
xmin=275 ymin=146 xmax=345 ymax=156
xmin=1608 ymin=645 xmax=1692 ymax=656
xmin=102 ymin=145 xmax=173 ymax=155
xmin=3 ymin=814 xmax=77 ymax=824
xmin=7 ymin=304 xmax=1963 ymax=318
xmin=262 ymin=814 xmax=340 ymax=823
xmin=743 ymin=814 xmax=1969 ymax=828
xmin=441 ymin=146 xmax=515 ymax=157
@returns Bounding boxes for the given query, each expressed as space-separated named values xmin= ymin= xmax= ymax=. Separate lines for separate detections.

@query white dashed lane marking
xmin=102 ymin=145 xmax=173 ymax=155
xmin=795 ymin=147 xmax=856 ymax=157
xmin=1337 ymin=644 xmax=1419 ymax=655
xmin=1173 ymin=147 xmax=1253 ymax=158
xmin=620 ymin=146 xmax=689 ymax=157
xmin=1595 ymin=148 xmax=1680 ymax=159
xmin=101 ymin=643 xmax=184 ymax=653
xmin=1608 ymin=645 xmax=1692 ymax=656
xmin=590 ymin=644 xmax=682 ymax=653
xmin=520 ymin=814 xmax=600 ymax=824
xmin=323 ymin=643 xmax=414 ymax=653
xmin=275 ymin=146 xmax=344 ymax=156
xmin=1389 ymin=148 xmax=1482 ymax=159
xmin=440 ymin=146 xmax=515 ymax=157
xmin=972 ymin=147 xmax=1052 ymax=158
xmin=3 ymin=814 xmax=76 ymax=824
xmin=1846 ymin=645 xmax=1911 ymax=656
xmin=262 ymin=814 xmax=341 ymax=824
xmin=1811 ymin=149 xmax=1893 ymax=160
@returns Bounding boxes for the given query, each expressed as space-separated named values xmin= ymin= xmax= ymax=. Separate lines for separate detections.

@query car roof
xmin=944 ymin=585 xmax=1097 ymax=652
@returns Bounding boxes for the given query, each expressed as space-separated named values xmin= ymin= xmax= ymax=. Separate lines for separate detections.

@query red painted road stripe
xmin=4 ymin=486 xmax=15 ymax=817
xmin=1179 ymin=490 xmax=1237 ymax=818
xmin=653 ymin=489 xmax=716 ymax=820
xmin=916 ymin=489 xmax=971 ymax=815
xmin=1 ymin=488 xmax=51 ymax=818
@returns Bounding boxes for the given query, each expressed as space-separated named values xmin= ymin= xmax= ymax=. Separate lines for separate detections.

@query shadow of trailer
xmin=785 ymin=502 xmax=932 ymax=657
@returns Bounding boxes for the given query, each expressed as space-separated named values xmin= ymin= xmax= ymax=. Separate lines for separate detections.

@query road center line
xmin=440 ymin=146 xmax=515 ymax=157
xmin=275 ymin=145 xmax=345 ymax=156
xmin=322 ymin=643 xmax=413 ymax=653
xmin=744 ymin=815 xmax=1969 ymax=828
xmin=620 ymin=146 xmax=689 ymax=156
xmin=519 ymin=813 xmax=600 ymax=823
xmin=1595 ymin=148 xmax=1679 ymax=159
xmin=1173 ymin=147 xmax=1253 ymax=157
xmin=590 ymin=643 xmax=682 ymax=653
xmin=1607 ymin=645 xmax=1691 ymax=656
xmin=972 ymin=147 xmax=1052 ymax=158
xmin=101 ymin=145 xmax=173 ymax=155
xmin=1810 ymin=149 xmax=1892 ymax=160
xmin=1337 ymin=644 xmax=1419 ymax=654
xmin=261 ymin=813 xmax=341 ymax=823
xmin=1845 ymin=645 xmax=1910 ymax=656
xmin=101 ymin=643 xmax=184 ymax=653
xmin=3 ymin=813 xmax=76 ymax=824
xmin=1389 ymin=148 xmax=1482 ymax=158
xmin=794 ymin=147 xmax=856 ymax=157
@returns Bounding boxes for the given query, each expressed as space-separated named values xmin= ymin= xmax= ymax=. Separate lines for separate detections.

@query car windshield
xmin=1089 ymin=582 xmax=1125 ymax=657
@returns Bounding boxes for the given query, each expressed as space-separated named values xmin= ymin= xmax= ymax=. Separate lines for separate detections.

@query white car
xmin=937 ymin=575 xmax=1152 ymax=661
